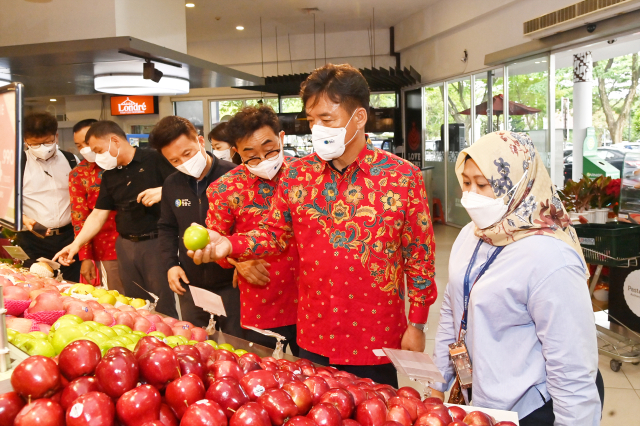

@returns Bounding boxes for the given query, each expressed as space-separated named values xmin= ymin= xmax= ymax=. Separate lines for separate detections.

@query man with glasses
xmin=18 ymin=112 xmax=81 ymax=281
xmin=205 ymin=106 xmax=300 ymax=355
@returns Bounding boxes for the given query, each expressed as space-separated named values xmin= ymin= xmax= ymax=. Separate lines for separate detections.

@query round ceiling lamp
xmin=94 ymin=73 xmax=190 ymax=95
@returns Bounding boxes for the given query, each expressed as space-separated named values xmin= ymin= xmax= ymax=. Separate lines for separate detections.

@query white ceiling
xmin=185 ymin=0 xmax=440 ymax=43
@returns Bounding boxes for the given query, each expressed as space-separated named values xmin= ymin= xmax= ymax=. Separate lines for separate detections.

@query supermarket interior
xmin=1 ymin=0 xmax=640 ymax=425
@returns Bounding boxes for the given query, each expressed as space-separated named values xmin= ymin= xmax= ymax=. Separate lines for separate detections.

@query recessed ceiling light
xmin=541 ymin=60 xmax=547 ymax=63
xmin=50 ymin=99 xmax=57 ymax=102
xmin=535 ymin=61 xmax=540 ymax=64
xmin=185 ymin=3 xmax=195 ymax=7
xmin=236 ymin=26 xmax=244 ymax=30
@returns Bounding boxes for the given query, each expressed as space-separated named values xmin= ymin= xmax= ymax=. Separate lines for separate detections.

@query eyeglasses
xmin=27 ymin=136 xmax=56 ymax=149
xmin=244 ymin=149 xmax=280 ymax=167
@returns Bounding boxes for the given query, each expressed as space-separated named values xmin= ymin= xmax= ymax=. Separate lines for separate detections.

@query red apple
xmin=213 ymin=360 xmax=244 ymax=381
xmin=94 ymin=347 xmax=139 ymax=398
xmin=355 ymin=398 xmax=388 ymax=426
xmin=363 ymin=389 xmax=384 ymax=403
xmin=342 ymin=420 xmax=362 ymax=426
xmin=494 ymin=422 xmax=517 ymax=426
xmin=180 ymin=399 xmax=226 ymax=426
xmin=214 ymin=349 xmax=239 ymax=362
xmin=241 ymin=358 xmax=263 ymax=375
xmin=303 ymin=376 xmax=330 ymax=405
xmin=60 ymin=377 xmax=103 ymax=411
xmin=141 ymin=422 xmax=164 ymax=426
xmin=414 ymin=414 xmax=447 ymax=426
xmin=323 ymin=377 xmax=344 ymax=390
xmin=190 ymin=327 xmax=208 ymax=342
xmin=230 ymin=402 xmax=271 ymax=426
xmin=387 ymin=397 xmax=424 ymax=422
xmin=14 ymin=399 xmax=64 ymax=426
xmin=11 ymin=356 xmax=61 ymax=400
xmin=159 ymin=403 xmax=178 ymax=426
xmin=448 ymin=406 xmax=467 ymax=422
xmin=396 ymin=387 xmax=420 ymax=400
xmin=274 ymin=371 xmax=299 ymax=387
xmin=240 ymin=370 xmax=279 ymax=401
xmin=260 ymin=361 xmax=279 ymax=372
xmin=382 ymin=422 xmax=404 ymax=426
xmin=318 ymin=388 xmax=355 ymax=419
xmin=333 ymin=371 xmax=356 ymax=380
xmin=0 ymin=391 xmax=25 ymax=426
xmin=385 ymin=405 xmax=411 ymax=426
xmin=174 ymin=345 xmax=201 ymax=361
xmin=282 ymin=380 xmax=313 ymax=415
xmin=449 ymin=423 xmax=469 ymax=426
xmin=134 ymin=336 xmax=169 ymax=359
xmin=116 ymin=384 xmax=161 ymax=426
xmin=205 ymin=377 xmax=250 ymax=419
xmin=165 ymin=373 xmax=205 ymax=419
xmin=241 ymin=353 xmax=262 ymax=364
xmin=177 ymin=354 xmax=205 ymax=379
xmin=195 ymin=342 xmax=215 ymax=362
xmin=335 ymin=377 xmax=355 ymax=387
xmin=284 ymin=416 xmax=318 ymax=426
xmin=58 ymin=339 xmax=102 ymax=381
xmin=258 ymin=388 xmax=299 ymax=425
xmin=463 ymin=411 xmax=494 ymax=426
xmin=376 ymin=388 xmax=396 ymax=403
xmin=139 ymin=346 xmax=180 ymax=390
xmin=65 ymin=391 xmax=114 ymax=426
xmin=422 ymin=398 xmax=443 ymax=406
xmin=345 ymin=385 xmax=367 ymax=407
xmin=307 ymin=403 xmax=342 ymax=426
xmin=315 ymin=368 xmax=334 ymax=379
xmin=424 ymin=405 xmax=452 ymax=425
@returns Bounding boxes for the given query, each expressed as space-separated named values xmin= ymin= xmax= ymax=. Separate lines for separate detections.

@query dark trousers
xmin=115 ymin=236 xmax=178 ymax=318
xmin=179 ymin=283 xmax=244 ymax=339
xmin=244 ymin=324 xmax=300 ymax=357
xmin=520 ymin=369 xmax=605 ymax=426
xmin=16 ymin=229 xmax=81 ymax=282
xmin=298 ymin=347 xmax=398 ymax=387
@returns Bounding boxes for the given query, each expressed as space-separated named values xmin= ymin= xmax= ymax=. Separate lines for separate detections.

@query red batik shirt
xmin=69 ymin=160 xmax=118 ymax=261
xmin=228 ymin=141 xmax=436 ymax=365
xmin=206 ymin=158 xmax=299 ymax=330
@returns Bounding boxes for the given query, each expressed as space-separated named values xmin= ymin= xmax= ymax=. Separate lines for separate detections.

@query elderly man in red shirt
xmin=69 ymin=119 xmax=123 ymax=293
xmin=191 ymin=64 xmax=436 ymax=386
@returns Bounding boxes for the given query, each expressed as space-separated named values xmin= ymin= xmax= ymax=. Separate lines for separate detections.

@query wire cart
xmin=575 ymin=223 xmax=640 ymax=372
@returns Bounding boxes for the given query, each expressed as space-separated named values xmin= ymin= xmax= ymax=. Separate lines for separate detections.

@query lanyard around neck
xmin=459 ymin=239 xmax=504 ymax=339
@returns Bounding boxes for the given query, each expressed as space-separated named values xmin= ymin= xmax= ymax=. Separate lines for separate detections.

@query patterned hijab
xmin=455 ymin=131 xmax=587 ymax=269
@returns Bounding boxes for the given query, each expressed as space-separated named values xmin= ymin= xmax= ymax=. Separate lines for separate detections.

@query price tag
xmin=2 ymin=246 xmax=29 ymax=261
xmin=382 ymin=348 xmax=446 ymax=383
xmin=189 ymin=286 xmax=227 ymax=317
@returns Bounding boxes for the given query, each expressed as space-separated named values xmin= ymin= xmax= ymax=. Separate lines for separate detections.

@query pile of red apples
xmin=0 ymin=336 xmax=516 ymax=426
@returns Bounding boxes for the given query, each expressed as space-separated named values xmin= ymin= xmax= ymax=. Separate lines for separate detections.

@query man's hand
xmin=168 ymin=266 xmax=189 ymax=296
xmin=137 ymin=187 xmax=162 ymax=207
xmin=80 ymin=259 xmax=96 ymax=283
xmin=22 ymin=215 xmax=36 ymax=231
xmin=401 ymin=323 xmax=426 ymax=352
xmin=187 ymin=226 xmax=232 ymax=265
xmin=428 ymin=388 xmax=445 ymax=402
xmin=229 ymin=258 xmax=270 ymax=287
xmin=53 ymin=243 xmax=79 ymax=266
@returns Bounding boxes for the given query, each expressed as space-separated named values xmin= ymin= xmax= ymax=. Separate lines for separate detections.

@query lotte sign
xmin=110 ymin=96 xmax=157 ymax=116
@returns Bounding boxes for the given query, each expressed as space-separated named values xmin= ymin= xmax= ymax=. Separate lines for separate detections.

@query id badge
xmin=449 ymin=340 xmax=473 ymax=389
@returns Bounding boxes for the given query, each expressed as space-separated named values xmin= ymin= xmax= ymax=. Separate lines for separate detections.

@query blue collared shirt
xmin=433 ymin=223 xmax=600 ymax=425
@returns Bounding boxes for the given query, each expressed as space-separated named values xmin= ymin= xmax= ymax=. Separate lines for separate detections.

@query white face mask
xmin=460 ymin=170 xmax=528 ymax=229
xmin=80 ymin=146 xmax=96 ymax=163
xmin=176 ymin=146 xmax=208 ymax=178
xmin=311 ymin=109 xmax=359 ymax=161
xmin=212 ymin=148 xmax=232 ymax=162
xmin=245 ymin=148 xmax=284 ymax=180
xmin=95 ymin=141 xmax=119 ymax=170
xmin=29 ymin=143 xmax=57 ymax=160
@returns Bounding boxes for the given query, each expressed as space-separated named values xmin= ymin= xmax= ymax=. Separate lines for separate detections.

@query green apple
xmin=148 ymin=331 xmax=166 ymax=340
xmin=96 ymin=325 xmax=117 ymax=338
xmin=6 ymin=329 xmax=19 ymax=343
xmin=51 ymin=325 xmax=86 ymax=354
xmin=97 ymin=294 xmax=117 ymax=305
xmin=234 ymin=349 xmax=248 ymax=356
xmin=98 ymin=340 xmax=118 ymax=356
xmin=28 ymin=331 xmax=48 ymax=340
xmin=131 ymin=331 xmax=147 ymax=338
xmin=126 ymin=334 xmax=141 ymax=345
xmin=126 ymin=343 xmax=136 ymax=351
xmin=113 ymin=336 xmax=134 ymax=345
xmin=105 ymin=339 xmax=124 ymax=349
xmin=59 ymin=314 xmax=84 ymax=324
xmin=183 ymin=224 xmax=210 ymax=251
xmin=164 ymin=336 xmax=184 ymax=348
xmin=12 ymin=334 xmax=34 ymax=348
xmin=205 ymin=340 xmax=218 ymax=349
xmin=21 ymin=338 xmax=56 ymax=357
xmin=76 ymin=324 xmax=94 ymax=335
xmin=112 ymin=325 xmax=132 ymax=335
xmin=92 ymin=288 xmax=108 ymax=297
xmin=188 ymin=340 xmax=199 ymax=346
xmin=52 ymin=316 xmax=83 ymax=332
xmin=218 ymin=343 xmax=235 ymax=352
xmin=83 ymin=321 xmax=102 ymax=330
xmin=85 ymin=331 xmax=109 ymax=345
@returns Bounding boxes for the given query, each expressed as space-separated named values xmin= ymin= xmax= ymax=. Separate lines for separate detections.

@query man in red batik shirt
xmin=206 ymin=106 xmax=300 ymax=356
xmin=190 ymin=64 xmax=436 ymax=386
xmin=69 ymin=119 xmax=123 ymax=293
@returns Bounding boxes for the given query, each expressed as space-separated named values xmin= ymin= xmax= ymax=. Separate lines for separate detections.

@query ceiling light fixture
xmin=94 ymin=60 xmax=190 ymax=96
xmin=143 ymin=61 xmax=163 ymax=83
xmin=236 ymin=26 xmax=244 ymax=30
xmin=185 ymin=2 xmax=195 ymax=7
xmin=50 ymin=99 xmax=56 ymax=102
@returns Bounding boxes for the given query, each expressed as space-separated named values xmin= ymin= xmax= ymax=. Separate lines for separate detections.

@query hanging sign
xmin=110 ymin=96 xmax=158 ymax=116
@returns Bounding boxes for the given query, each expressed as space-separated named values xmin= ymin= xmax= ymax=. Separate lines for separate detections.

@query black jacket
xmin=158 ymin=153 xmax=237 ymax=290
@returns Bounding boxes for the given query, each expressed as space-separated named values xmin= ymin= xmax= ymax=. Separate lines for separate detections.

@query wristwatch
xmin=408 ymin=321 xmax=426 ymax=331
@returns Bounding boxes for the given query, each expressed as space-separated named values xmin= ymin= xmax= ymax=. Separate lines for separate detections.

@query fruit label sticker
xmin=624 ymin=270 xmax=640 ymax=317
xmin=253 ymin=385 xmax=266 ymax=397
xmin=69 ymin=403 xmax=84 ymax=418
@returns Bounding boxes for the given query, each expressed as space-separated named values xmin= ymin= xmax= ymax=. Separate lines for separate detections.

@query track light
xmin=143 ymin=61 xmax=163 ymax=83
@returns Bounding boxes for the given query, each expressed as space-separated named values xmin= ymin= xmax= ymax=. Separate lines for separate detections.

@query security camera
xmin=143 ymin=61 xmax=163 ymax=83
xmin=586 ymin=23 xmax=596 ymax=33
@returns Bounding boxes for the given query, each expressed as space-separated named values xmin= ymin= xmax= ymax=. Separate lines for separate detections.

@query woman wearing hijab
xmin=430 ymin=131 xmax=603 ymax=425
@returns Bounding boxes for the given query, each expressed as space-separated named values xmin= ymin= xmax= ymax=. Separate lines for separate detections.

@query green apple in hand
xmin=183 ymin=224 xmax=210 ymax=250
xmin=21 ymin=339 xmax=56 ymax=357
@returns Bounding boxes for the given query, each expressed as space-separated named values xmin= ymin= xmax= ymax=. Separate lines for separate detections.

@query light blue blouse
xmin=433 ymin=223 xmax=601 ymax=425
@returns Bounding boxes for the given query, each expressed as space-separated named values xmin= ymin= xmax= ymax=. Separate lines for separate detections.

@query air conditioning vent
xmin=523 ymin=0 xmax=640 ymax=38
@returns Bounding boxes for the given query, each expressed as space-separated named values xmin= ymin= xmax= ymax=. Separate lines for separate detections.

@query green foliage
xmin=370 ymin=93 xmax=397 ymax=108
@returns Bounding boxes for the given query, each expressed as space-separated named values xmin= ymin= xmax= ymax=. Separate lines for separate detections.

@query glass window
xmin=174 ymin=100 xmax=204 ymax=135
xmin=423 ymin=84 xmax=445 ymax=221
xmin=246 ymin=98 xmax=280 ymax=112
xmin=370 ymin=93 xmax=397 ymax=108
xmin=281 ymin=97 xmax=304 ymax=113
xmin=210 ymin=100 xmax=243 ymax=126
xmin=472 ymin=68 xmax=504 ymax=142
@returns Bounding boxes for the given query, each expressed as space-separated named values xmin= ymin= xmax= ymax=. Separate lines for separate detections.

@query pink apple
xmin=173 ymin=321 xmax=193 ymax=329
xmin=153 ymin=321 xmax=173 ymax=337
xmin=113 ymin=312 xmax=135 ymax=328
xmin=145 ymin=315 xmax=163 ymax=324
xmin=6 ymin=318 xmax=34 ymax=334
xmin=118 ymin=305 xmax=135 ymax=312
xmin=92 ymin=310 xmax=114 ymax=326
xmin=171 ymin=326 xmax=192 ymax=340
xmin=190 ymin=327 xmax=208 ymax=342
xmin=3 ymin=286 xmax=29 ymax=300
xmin=137 ymin=310 xmax=151 ymax=317
xmin=66 ymin=301 xmax=93 ymax=322
xmin=134 ymin=317 xmax=152 ymax=333
xmin=28 ymin=292 xmax=63 ymax=312
xmin=161 ymin=317 xmax=178 ymax=326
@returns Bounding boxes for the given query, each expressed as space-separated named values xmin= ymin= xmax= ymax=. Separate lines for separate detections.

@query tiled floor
xmin=398 ymin=224 xmax=640 ymax=425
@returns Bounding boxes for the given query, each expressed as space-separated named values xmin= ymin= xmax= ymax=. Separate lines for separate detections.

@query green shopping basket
xmin=574 ymin=223 xmax=640 ymax=267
